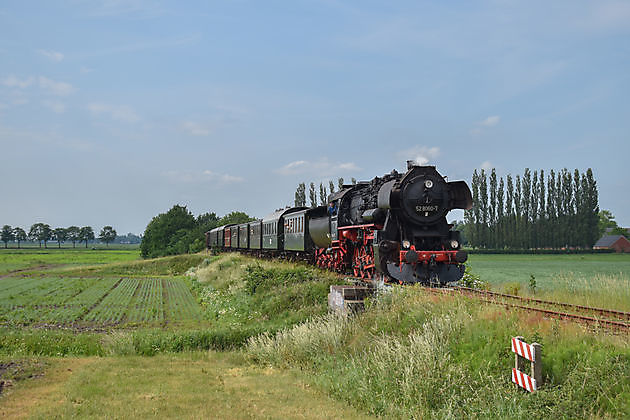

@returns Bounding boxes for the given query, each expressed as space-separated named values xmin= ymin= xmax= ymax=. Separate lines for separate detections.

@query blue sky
xmin=1 ymin=0 xmax=629 ymax=234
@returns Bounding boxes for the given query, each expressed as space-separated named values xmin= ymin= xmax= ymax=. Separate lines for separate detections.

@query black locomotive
xmin=207 ymin=161 xmax=472 ymax=286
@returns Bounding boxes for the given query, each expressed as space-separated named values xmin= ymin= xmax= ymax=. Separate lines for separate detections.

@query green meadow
xmin=468 ymin=253 xmax=630 ymax=310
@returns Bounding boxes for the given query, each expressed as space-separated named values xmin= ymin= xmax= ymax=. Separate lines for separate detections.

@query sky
xmin=1 ymin=0 xmax=629 ymax=235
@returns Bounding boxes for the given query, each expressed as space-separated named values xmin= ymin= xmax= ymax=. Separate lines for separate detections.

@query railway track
xmin=431 ymin=286 xmax=630 ymax=332
xmin=343 ymin=276 xmax=629 ymax=332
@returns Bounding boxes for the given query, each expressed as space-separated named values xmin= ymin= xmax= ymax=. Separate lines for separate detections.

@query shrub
xmin=502 ymin=281 xmax=521 ymax=295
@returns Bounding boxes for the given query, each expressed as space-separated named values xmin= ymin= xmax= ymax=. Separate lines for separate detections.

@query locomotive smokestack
xmin=407 ymin=160 xmax=416 ymax=170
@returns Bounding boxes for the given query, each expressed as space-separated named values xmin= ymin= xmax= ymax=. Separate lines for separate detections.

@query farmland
xmin=0 ymin=276 xmax=203 ymax=327
xmin=0 ymin=247 xmax=139 ymax=275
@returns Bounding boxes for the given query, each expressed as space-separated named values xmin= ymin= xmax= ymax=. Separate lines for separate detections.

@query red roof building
xmin=593 ymin=235 xmax=630 ymax=253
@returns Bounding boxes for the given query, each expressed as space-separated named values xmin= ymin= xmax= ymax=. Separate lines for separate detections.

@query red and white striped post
xmin=511 ymin=336 xmax=542 ymax=392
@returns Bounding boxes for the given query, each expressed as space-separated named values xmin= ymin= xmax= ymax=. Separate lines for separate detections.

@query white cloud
xmin=38 ymin=76 xmax=75 ymax=96
xmin=480 ymin=161 xmax=493 ymax=171
xmin=479 ymin=115 xmax=500 ymax=127
xmin=164 ymin=170 xmax=244 ymax=184
xmin=470 ymin=116 xmax=500 ymax=135
xmin=2 ymin=75 xmax=34 ymax=88
xmin=338 ymin=162 xmax=360 ymax=171
xmin=87 ymin=103 xmax=139 ymax=123
xmin=276 ymin=158 xmax=360 ymax=176
xmin=182 ymin=121 xmax=212 ymax=136
xmin=397 ymin=146 xmax=440 ymax=166
xmin=37 ymin=49 xmax=64 ymax=62
xmin=42 ymin=100 xmax=66 ymax=114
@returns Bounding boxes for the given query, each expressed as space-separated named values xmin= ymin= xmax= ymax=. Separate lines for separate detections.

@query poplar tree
xmin=471 ymin=169 xmax=480 ymax=247
xmin=531 ymin=170 xmax=539 ymax=248
xmin=561 ymin=169 xmax=573 ymax=247
xmin=489 ymin=169 xmax=497 ymax=248
xmin=497 ymin=177 xmax=504 ymax=248
xmin=319 ymin=183 xmax=328 ymax=206
xmin=573 ymin=169 xmax=581 ymax=246
xmin=329 ymin=180 xmax=335 ymax=195
xmin=584 ymin=169 xmax=599 ymax=247
xmin=506 ymin=175 xmax=514 ymax=248
xmin=338 ymin=178 xmax=344 ymax=190
xmin=309 ymin=183 xmax=317 ymax=207
xmin=479 ymin=169 xmax=488 ymax=247
xmin=466 ymin=167 xmax=598 ymax=249
xmin=514 ymin=175 xmax=522 ymax=248
xmin=522 ymin=169 xmax=532 ymax=249
xmin=294 ymin=183 xmax=306 ymax=207
xmin=538 ymin=170 xmax=546 ymax=247
xmin=554 ymin=171 xmax=563 ymax=248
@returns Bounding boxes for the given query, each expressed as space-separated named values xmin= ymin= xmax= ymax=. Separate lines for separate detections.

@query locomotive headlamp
xmin=424 ymin=180 xmax=433 ymax=188
xmin=402 ymin=240 xmax=411 ymax=249
xmin=450 ymin=240 xmax=459 ymax=249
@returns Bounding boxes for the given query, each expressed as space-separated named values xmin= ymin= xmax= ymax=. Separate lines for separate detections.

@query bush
xmin=502 ymin=281 xmax=521 ymax=295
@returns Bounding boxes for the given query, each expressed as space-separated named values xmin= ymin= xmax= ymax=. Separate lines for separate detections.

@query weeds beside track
xmin=422 ymin=286 xmax=630 ymax=332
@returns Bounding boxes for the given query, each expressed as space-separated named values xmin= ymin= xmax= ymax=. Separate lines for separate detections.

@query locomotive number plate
xmin=416 ymin=205 xmax=438 ymax=213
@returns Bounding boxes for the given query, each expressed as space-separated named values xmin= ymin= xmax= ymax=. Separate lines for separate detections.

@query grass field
xmin=0 ymin=247 xmax=140 ymax=275
xmin=468 ymin=253 xmax=630 ymax=310
xmin=0 ymin=353 xmax=371 ymax=419
xmin=0 ymin=247 xmax=628 ymax=418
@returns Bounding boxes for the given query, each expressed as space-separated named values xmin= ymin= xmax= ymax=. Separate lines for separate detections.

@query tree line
xmin=463 ymin=167 xmax=599 ymax=249
xmin=140 ymin=205 xmax=253 ymax=258
xmin=0 ymin=224 xmax=117 ymax=248
xmin=294 ymin=177 xmax=357 ymax=207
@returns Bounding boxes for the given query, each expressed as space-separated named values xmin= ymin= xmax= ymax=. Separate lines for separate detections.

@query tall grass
xmin=248 ymin=314 xmax=355 ymax=367
xmin=540 ymin=272 xmax=630 ymax=311
xmin=246 ymin=287 xmax=630 ymax=418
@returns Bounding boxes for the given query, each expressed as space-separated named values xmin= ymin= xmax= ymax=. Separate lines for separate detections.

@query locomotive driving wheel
xmin=352 ymin=241 xmax=375 ymax=279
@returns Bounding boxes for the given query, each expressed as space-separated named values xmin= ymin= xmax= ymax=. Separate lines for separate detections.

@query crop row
xmin=0 ymin=276 xmax=205 ymax=327
xmin=127 ymin=278 xmax=163 ymax=323
xmin=0 ymin=277 xmax=119 ymax=324
xmin=164 ymin=279 xmax=204 ymax=321
xmin=84 ymin=278 xmax=140 ymax=324
xmin=0 ymin=277 xmax=64 ymax=307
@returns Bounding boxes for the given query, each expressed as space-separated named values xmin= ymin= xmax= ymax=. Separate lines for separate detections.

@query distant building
xmin=593 ymin=235 xmax=630 ymax=253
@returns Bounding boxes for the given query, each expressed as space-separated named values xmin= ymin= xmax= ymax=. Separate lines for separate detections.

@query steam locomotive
xmin=206 ymin=162 xmax=472 ymax=286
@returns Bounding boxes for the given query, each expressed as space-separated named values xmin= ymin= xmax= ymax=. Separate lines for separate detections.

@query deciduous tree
xmin=52 ymin=228 xmax=68 ymax=248
xmin=66 ymin=226 xmax=80 ymax=248
xmin=1 ymin=225 xmax=14 ymax=248
xmin=98 ymin=226 xmax=117 ymax=247
xmin=79 ymin=226 xmax=95 ymax=248
xmin=13 ymin=227 xmax=26 ymax=248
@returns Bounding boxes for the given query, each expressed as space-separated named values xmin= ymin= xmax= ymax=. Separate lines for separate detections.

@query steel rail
xmin=454 ymin=286 xmax=630 ymax=322
xmin=471 ymin=296 xmax=630 ymax=331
